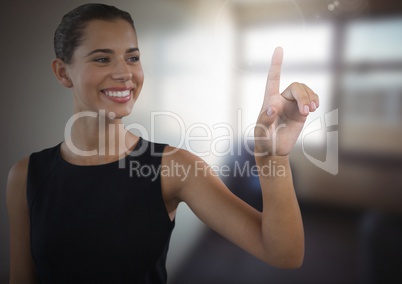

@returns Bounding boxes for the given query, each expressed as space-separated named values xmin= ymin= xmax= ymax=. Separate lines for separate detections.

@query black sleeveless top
xmin=27 ymin=138 xmax=175 ymax=283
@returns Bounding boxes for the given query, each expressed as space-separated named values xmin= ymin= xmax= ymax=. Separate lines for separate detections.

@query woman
xmin=6 ymin=3 xmax=318 ymax=283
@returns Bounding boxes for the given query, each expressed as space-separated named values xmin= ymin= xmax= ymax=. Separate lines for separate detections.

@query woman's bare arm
xmin=162 ymin=149 xmax=303 ymax=268
xmin=6 ymin=157 xmax=38 ymax=283
xmin=162 ymin=47 xmax=317 ymax=268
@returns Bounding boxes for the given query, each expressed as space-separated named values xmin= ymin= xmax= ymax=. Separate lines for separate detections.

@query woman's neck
xmin=62 ymin=114 xmax=139 ymax=165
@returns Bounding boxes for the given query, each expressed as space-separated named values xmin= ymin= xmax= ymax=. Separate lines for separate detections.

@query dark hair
xmin=54 ymin=3 xmax=135 ymax=64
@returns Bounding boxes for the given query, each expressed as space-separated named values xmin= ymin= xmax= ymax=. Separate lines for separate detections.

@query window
xmin=341 ymin=17 xmax=402 ymax=155
xmin=238 ymin=22 xmax=335 ymax=145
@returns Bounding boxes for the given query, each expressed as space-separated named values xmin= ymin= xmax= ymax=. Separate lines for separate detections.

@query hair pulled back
xmin=54 ymin=3 xmax=135 ymax=64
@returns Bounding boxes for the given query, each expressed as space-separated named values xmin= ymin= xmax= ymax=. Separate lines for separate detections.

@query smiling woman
xmin=6 ymin=3 xmax=318 ymax=284
xmin=52 ymin=18 xmax=144 ymax=119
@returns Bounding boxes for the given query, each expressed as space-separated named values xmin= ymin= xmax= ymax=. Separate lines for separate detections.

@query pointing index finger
xmin=264 ymin=47 xmax=284 ymax=103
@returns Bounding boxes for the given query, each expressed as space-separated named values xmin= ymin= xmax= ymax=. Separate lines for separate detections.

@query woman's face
xmin=65 ymin=19 xmax=144 ymax=118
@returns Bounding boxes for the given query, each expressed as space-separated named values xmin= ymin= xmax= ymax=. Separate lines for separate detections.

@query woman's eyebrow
xmin=85 ymin=47 xmax=139 ymax=57
xmin=127 ymin=47 xmax=140 ymax=53
xmin=85 ymin=48 xmax=113 ymax=57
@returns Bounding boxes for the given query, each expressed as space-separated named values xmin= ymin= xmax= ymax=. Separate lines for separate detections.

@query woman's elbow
xmin=263 ymin=249 xmax=304 ymax=269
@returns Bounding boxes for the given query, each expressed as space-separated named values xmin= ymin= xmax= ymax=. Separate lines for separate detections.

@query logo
xmin=302 ymin=109 xmax=338 ymax=175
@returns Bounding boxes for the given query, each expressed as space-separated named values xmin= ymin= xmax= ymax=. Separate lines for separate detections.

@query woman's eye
xmin=127 ymin=56 xmax=140 ymax=63
xmin=94 ymin=58 xmax=109 ymax=63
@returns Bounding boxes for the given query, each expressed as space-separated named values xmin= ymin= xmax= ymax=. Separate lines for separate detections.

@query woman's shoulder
xmin=8 ymin=157 xmax=30 ymax=183
xmin=7 ymin=144 xmax=61 ymax=198
xmin=161 ymin=145 xmax=210 ymax=186
xmin=162 ymin=145 xmax=206 ymax=165
xmin=6 ymin=157 xmax=30 ymax=205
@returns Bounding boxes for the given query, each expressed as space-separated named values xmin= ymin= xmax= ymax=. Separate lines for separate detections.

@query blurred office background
xmin=1 ymin=0 xmax=402 ymax=283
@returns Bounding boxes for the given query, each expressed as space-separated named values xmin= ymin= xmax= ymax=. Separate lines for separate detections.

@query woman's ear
xmin=51 ymin=58 xmax=73 ymax=88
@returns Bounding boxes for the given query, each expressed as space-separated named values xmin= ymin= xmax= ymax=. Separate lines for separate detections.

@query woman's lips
xmin=101 ymin=88 xmax=133 ymax=103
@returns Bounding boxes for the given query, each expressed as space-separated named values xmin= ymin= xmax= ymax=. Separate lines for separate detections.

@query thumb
xmin=267 ymin=105 xmax=275 ymax=117
xmin=257 ymin=104 xmax=277 ymax=128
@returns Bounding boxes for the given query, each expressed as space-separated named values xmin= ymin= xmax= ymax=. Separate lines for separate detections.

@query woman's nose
xmin=111 ymin=60 xmax=132 ymax=81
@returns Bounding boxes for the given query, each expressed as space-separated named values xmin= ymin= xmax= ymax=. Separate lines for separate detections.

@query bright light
xmin=242 ymin=23 xmax=334 ymax=65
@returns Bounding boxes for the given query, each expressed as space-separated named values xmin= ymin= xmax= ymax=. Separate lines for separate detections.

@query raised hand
xmin=254 ymin=47 xmax=319 ymax=157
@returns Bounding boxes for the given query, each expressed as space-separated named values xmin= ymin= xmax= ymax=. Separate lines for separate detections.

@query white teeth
xmin=104 ymin=90 xmax=131 ymax=97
